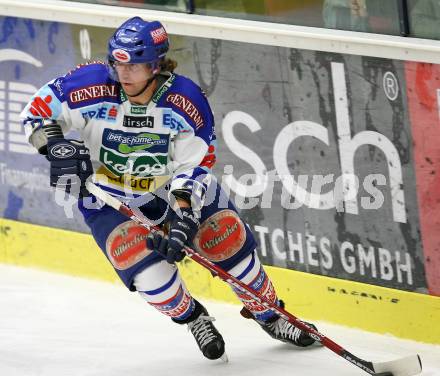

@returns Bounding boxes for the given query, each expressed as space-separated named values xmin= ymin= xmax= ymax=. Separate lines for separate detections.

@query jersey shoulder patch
xmin=158 ymin=74 xmax=213 ymax=132
xmin=60 ymin=62 xmax=121 ymax=109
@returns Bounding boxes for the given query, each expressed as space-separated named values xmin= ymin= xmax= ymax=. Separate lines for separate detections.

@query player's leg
xmin=79 ymin=197 xmax=226 ymax=360
xmin=133 ymin=260 xmax=226 ymax=360
xmin=227 ymin=251 xmax=318 ymax=347
xmin=197 ymin=182 xmax=317 ymax=347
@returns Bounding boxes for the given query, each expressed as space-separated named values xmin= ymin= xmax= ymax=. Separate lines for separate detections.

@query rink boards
xmin=2 ymin=17 xmax=440 ymax=294
xmin=1 ymin=217 xmax=439 ymax=345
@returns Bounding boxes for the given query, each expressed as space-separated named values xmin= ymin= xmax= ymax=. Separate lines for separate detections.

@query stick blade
xmin=373 ymin=355 xmax=422 ymax=376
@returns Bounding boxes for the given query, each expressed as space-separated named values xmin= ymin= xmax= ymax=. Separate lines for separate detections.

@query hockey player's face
xmin=114 ymin=62 xmax=153 ymax=95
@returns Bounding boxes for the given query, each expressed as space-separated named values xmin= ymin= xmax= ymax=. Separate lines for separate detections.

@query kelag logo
xmin=99 ymin=129 xmax=170 ymax=177
xmin=99 ymin=148 xmax=168 ymax=177
xmin=0 ymin=49 xmax=42 ymax=155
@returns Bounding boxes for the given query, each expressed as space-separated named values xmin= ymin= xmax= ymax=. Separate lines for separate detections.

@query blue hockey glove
xmin=146 ymin=229 xmax=168 ymax=257
xmin=46 ymin=138 xmax=93 ymax=197
xmin=147 ymin=207 xmax=199 ymax=264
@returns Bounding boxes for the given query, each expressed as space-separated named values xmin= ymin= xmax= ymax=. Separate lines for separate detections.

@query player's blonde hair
xmin=160 ymin=58 xmax=178 ymax=72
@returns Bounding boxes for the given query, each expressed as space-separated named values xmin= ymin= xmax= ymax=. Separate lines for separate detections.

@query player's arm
xmin=167 ymin=87 xmax=216 ymax=212
xmin=20 ymin=76 xmax=77 ymax=154
xmin=20 ymin=75 xmax=92 ymax=197
xmin=148 ymin=86 xmax=216 ymax=263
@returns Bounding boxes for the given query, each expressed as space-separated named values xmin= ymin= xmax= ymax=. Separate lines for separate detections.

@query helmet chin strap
xmin=127 ymin=74 xmax=157 ymax=100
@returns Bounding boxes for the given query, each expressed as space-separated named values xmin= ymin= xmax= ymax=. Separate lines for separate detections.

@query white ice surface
xmin=0 ymin=264 xmax=439 ymax=376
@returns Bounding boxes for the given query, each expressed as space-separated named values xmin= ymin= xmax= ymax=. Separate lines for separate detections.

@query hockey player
xmin=21 ymin=17 xmax=318 ymax=361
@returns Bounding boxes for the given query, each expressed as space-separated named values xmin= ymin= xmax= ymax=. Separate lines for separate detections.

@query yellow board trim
xmin=1 ymin=218 xmax=439 ymax=344
xmin=0 ymin=218 xmax=119 ymax=284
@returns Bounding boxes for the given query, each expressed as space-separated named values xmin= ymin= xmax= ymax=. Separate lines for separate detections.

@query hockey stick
xmin=85 ymin=181 xmax=422 ymax=376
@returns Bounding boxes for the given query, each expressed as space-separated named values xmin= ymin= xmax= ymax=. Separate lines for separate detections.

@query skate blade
xmin=220 ymin=352 xmax=229 ymax=363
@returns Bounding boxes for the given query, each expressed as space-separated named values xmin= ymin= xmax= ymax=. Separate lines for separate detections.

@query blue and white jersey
xmin=20 ymin=62 xmax=217 ymax=205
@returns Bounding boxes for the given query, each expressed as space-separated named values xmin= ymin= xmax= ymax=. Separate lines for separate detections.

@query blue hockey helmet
xmin=108 ymin=17 xmax=169 ymax=73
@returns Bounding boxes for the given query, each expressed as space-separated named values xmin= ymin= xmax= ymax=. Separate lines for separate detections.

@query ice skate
xmin=174 ymin=300 xmax=227 ymax=361
xmin=259 ymin=315 xmax=317 ymax=347
xmin=240 ymin=300 xmax=318 ymax=347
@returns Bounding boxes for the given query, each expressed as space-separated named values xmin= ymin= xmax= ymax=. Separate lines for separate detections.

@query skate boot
xmin=240 ymin=300 xmax=317 ymax=347
xmin=173 ymin=300 xmax=227 ymax=361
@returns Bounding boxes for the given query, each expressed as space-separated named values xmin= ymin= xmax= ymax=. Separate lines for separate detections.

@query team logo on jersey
xmin=150 ymin=27 xmax=167 ymax=45
xmin=162 ymin=110 xmax=192 ymax=133
xmin=52 ymin=78 xmax=64 ymax=97
xmin=123 ymin=115 xmax=154 ymax=128
xmin=193 ymin=210 xmax=246 ymax=261
xmin=130 ymin=106 xmax=147 ymax=115
xmin=103 ymin=129 xmax=168 ymax=153
xmin=100 ymin=149 xmax=168 ymax=177
xmin=112 ymin=48 xmax=131 ymax=62
xmin=69 ymin=84 xmax=118 ymax=104
xmin=81 ymin=104 xmax=118 ymax=122
xmin=95 ymin=166 xmax=169 ymax=193
xmin=106 ymin=221 xmax=152 ymax=270
xmin=152 ymin=74 xmax=175 ymax=103
xmin=166 ymin=93 xmax=204 ymax=129
xmin=108 ymin=106 xmax=118 ymax=121
xmin=116 ymin=133 xmax=163 ymax=153
xmin=120 ymin=89 xmax=128 ymax=102
xmin=200 ymin=144 xmax=216 ymax=169
xmin=30 ymin=95 xmax=53 ymax=118
xmin=100 ymin=130 xmax=170 ymax=177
